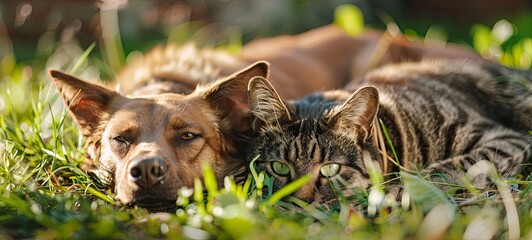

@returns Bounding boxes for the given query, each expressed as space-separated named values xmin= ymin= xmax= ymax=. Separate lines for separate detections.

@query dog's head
xmin=49 ymin=62 xmax=268 ymax=211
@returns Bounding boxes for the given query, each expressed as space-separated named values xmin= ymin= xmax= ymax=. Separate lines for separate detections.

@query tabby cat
xmin=247 ymin=60 xmax=532 ymax=205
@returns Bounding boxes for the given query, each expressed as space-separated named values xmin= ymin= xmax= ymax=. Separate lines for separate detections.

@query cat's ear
xmin=199 ymin=61 xmax=270 ymax=134
xmin=248 ymin=76 xmax=291 ymax=129
xmin=327 ymin=86 xmax=379 ymax=141
xmin=48 ymin=70 xmax=121 ymax=137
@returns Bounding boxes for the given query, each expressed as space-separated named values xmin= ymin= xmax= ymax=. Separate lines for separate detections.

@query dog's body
xmin=114 ymin=24 xmax=483 ymax=100
xmin=239 ymin=26 xmax=483 ymax=96
xmin=50 ymin=24 xmax=483 ymax=211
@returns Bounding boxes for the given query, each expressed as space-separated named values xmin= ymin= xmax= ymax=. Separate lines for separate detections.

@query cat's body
xmin=247 ymin=60 xmax=532 ymax=205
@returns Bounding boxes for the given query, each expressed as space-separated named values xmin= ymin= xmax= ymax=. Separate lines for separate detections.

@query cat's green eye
xmin=272 ymin=162 xmax=290 ymax=176
xmin=320 ymin=163 xmax=341 ymax=177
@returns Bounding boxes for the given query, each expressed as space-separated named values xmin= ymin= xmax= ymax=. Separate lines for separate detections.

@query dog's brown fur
xmin=115 ymin=25 xmax=483 ymax=100
xmin=49 ymin=24 xmax=482 ymax=211
xmin=239 ymin=25 xmax=483 ymax=97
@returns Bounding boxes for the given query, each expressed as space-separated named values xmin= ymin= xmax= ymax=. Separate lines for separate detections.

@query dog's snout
xmin=129 ymin=157 xmax=168 ymax=188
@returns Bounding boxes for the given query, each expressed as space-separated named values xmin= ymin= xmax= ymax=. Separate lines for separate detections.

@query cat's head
xmin=247 ymin=77 xmax=380 ymax=206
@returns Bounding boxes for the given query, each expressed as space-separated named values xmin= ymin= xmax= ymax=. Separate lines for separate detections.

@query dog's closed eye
xmin=113 ymin=135 xmax=131 ymax=145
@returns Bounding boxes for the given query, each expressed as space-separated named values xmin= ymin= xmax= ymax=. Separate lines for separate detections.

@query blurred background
xmin=1 ymin=0 xmax=531 ymax=80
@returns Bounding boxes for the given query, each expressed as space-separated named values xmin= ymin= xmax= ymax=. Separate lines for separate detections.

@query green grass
xmin=1 ymin=4 xmax=532 ymax=239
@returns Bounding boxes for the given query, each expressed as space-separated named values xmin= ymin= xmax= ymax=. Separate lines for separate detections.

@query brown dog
xmin=49 ymin=62 xmax=267 ymax=211
xmin=50 ymin=24 xmax=482 ymax=211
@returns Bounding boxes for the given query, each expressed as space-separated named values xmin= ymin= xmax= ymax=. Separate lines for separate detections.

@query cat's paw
xmin=465 ymin=160 xmax=496 ymax=189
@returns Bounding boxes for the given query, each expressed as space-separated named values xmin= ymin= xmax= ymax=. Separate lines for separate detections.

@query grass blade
xmin=265 ymin=175 xmax=310 ymax=206
xmin=401 ymin=172 xmax=454 ymax=213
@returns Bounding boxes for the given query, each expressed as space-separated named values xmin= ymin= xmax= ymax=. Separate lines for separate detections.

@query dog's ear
xmin=199 ymin=61 xmax=270 ymax=134
xmin=48 ymin=70 xmax=121 ymax=137
xmin=326 ymin=86 xmax=379 ymax=141
xmin=248 ymin=76 xmax=291 ymax=130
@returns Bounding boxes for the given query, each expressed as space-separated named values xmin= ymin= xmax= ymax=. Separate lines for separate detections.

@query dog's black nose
xmin=129 ymin=157 xmax=167 ymax=188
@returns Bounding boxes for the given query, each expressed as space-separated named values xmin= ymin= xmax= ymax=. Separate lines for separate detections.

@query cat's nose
xmin=129 ymin=157 xmax=168 ymax=188
xmin=294 ymin=184 xmax=316 ymax=203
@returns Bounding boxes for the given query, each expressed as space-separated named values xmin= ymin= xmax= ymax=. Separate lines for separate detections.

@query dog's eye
xmin=113 ymin=135 xmax=130 ymax=144
xmin=179 ymin=132 xmax=198 ymax=141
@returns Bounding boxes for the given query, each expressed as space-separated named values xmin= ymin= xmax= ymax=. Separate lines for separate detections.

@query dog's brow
xmin=111 ymin=124 xmax=138 ymax=135
xmin=170 ymin=121 xmax=194 ymax=131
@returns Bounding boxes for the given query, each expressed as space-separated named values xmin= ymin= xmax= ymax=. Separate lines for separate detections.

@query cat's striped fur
xmin=247 ymin=60 xmax=532 ymax=205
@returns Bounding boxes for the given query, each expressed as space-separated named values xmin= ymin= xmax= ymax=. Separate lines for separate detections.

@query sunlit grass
xmin=1 ymin=4 xmax=531 ymax=239
xmin=472 ymin=20 xmax=532 ymax=69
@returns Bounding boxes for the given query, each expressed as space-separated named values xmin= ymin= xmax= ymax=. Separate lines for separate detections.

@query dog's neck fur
xmin=114 ymin=44 xmax=245 ymax=96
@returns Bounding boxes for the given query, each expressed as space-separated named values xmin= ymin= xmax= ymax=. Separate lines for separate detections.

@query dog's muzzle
xmin=128 ymin=157 xmax=168 ymax=188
